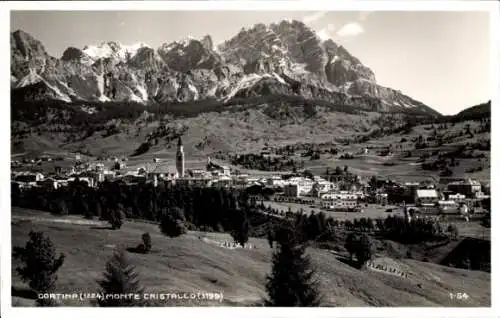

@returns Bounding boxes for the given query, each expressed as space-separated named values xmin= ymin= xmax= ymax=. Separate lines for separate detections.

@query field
xmin=263 ymin=201 xmax=404 ymax=220
xmin=11 ymin=207 xmax=490 ymax=307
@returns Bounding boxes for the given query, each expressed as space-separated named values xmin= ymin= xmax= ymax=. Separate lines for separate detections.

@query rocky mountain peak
xmin=10 ymin=24 xmax=440 ymax=116
xmin=11 ymin=30 xmax=48 ymax=59
xmin=61 ymin=47 xmax=87 ymax=61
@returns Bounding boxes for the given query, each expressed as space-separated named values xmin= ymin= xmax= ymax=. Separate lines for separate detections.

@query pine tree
xmin=109 ymin=205 xmax=125 ymax=230
xmin=159 ymin=207 xmax=187 ymax=237
xmin=97 ymin=249 xmax=146 ymax=307
xmin=230 ymin=207 xmax=250 ymax=247
xmin=13 ymin=231 xmax=65 ymax=305
xmin=345 ymin=233 xmax=358 ymax=260
xmin=267 ymin=228 xmax=274 ymax=248
xmin=265 ymin=224 xmax=322 ymax=306
xmin=354 ymin=233 xmax=373 ymax=265
xmin=141 ymin=232 xmax=152 ymax=253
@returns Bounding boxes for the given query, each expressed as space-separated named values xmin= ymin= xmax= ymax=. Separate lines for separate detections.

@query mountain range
xmin=10 ymin=20 xmax=440 ymax=117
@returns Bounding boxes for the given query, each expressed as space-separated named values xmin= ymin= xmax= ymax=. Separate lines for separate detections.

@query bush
xmin=136 ymin=233 xmax=152 ymax=253
xmin=51 ymin=199 xmax=68 ymax=216
xmin=109 ymin=208 xmax=125 ymax=230
xmin=447 ymin=225 xmax=459 ymax=241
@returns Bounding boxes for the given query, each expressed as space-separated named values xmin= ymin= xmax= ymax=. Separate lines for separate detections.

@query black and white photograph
xmin=1 ymin=0 xmax=499 ymax=315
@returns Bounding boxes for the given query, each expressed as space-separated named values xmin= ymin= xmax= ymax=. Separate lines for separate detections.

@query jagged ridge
xmin=10 ymin=21 xmax=441 ymax=117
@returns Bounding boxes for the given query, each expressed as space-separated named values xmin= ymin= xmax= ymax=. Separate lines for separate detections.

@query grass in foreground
xmin=11 ymin=208 xmax=490 ymax=307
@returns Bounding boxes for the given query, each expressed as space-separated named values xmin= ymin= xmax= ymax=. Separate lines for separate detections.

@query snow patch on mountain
xmin=188 ymin=83 xmax=200 ymax=100
xmin=98 ymin=94 xmax=110 ymax=102
xmin=136 ymin=84 xmax=148 ymax=101
xmin=129 ymin=93 xmax=144 ymax=103
xmin=120 ymin=43 xmax=149 ymax=60
xmin=16 ymin=71 xmax=43 ymax=88
xmin=83 ymin=43 xmax=114 ymax=60
xmin=83 ymin=42 xmax=150 ymax=61
xmin=224 ymin=73 xmax=263 ymax=101
xmin=55 ymin=80 xmax=77 ymax=97
xmin=48 ymin=84 xmax=71 ymax=103
xmin=96 ymin=74 xmax=105 ymax=97
xmin=272 ymin=72 xmax=287 ymax=84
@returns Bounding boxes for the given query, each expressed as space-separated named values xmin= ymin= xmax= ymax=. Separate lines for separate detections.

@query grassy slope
xmin=11 ymin=208 xmax=490 ymax=307
xmin=13 ymin=108 xmax=380 ymax=157
xmin=303 ymin=119 xmax=490 ymax=182
xmin=13 ymin=104 xmax=490 ymax=183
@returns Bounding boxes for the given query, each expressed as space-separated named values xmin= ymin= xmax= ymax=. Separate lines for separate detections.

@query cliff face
xmin=10 ymin=21 xmax=441 ymax=116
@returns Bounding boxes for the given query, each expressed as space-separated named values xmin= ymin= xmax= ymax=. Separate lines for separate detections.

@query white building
xmin=148 ymin=164 xmax=179 ymax=180
xmin=190 ymin=169 xmax=209 ymax=178
xmin=283 ymin=177 xmax=314 ymax=197
xmin=447 ymin=179 xmax=482 ymax=197
xmin=14 ymin=172 xmax=44 ymax=182
xmin=320 ymin=193 xmax=359 ymax=211
xmin=267 ymin=176 xmax=287 ymax=187
xmin=312 ymin=177 xmax=335 ymax=196
xmin=415 ymin=189 xmax=439 ymax=206
xmin=449 ymin=193 xmax=466 ymax=203
xmin=438 ymin=200 xmax=459 ymax=214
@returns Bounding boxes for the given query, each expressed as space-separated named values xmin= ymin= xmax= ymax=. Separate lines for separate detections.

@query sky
xmin=10 ymin=10 xmax=492 ymax=115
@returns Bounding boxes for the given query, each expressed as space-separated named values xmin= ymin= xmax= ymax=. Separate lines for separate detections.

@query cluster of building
xmin=11 ymin=138 xmax=233 ymax=190
xmin=11 ymin=138 xmax=490 ymax=218
xmin=268 ymin=176 xmax=489 ymax=215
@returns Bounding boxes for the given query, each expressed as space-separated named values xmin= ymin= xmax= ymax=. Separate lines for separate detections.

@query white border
xmin=1 ymin=1 xmax=499 ymax=318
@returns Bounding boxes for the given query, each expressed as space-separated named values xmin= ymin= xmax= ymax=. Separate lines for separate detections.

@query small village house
xmin=438 ymin=200 xmax=459 ymax=214
xmin=415 ymin=189 xmax=440 ymax=214
xmin=447 ymin=179 xmax=482 ymax=198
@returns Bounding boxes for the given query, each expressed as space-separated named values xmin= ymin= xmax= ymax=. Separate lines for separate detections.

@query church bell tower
xmin=176 ymin=137 xmax=185 ymax=178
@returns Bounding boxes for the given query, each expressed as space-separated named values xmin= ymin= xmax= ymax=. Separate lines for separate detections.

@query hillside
xmin=10 ymin=21 xmax=441 ymax=117
xmin=451 ymin=100 xmax=491 ymax=122
xmin=11 ymin=208 xmax=490 ymax=307
xmin=11 ymin=96 xmax=490 ymax=184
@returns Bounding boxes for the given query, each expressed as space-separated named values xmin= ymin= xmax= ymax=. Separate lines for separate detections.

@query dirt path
xmin=12 ymin=215 xmax=103 ymax=226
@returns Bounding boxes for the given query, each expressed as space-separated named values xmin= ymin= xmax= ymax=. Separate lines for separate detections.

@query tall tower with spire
xmin=403 ymin=201 xmax=412 ymax=223
xmin=176 ymin=136 xmax=185 ymax=178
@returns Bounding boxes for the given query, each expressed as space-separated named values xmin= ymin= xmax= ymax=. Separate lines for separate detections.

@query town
xmin=11 ymin=136 xmax=490 ymax=222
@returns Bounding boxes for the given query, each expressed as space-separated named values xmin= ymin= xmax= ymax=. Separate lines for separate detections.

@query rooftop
xmin=416 ymin=189 xmax=438 ymax=198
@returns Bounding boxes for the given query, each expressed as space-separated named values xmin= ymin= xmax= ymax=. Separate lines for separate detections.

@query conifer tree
xmin=13 ymin=231 xmax=65 ymax=306
xmin=265 ymin=224 xmax=322 ymax=306
xmin=97 ymin=249 xmax=146 ymax=307
xmin=230 ymin=207 xmax=250 ymax=247
xmin=159 ymin=207 xmax=187 ymax=237
xmin=355 ymin=233 xmax=373 ymax=265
